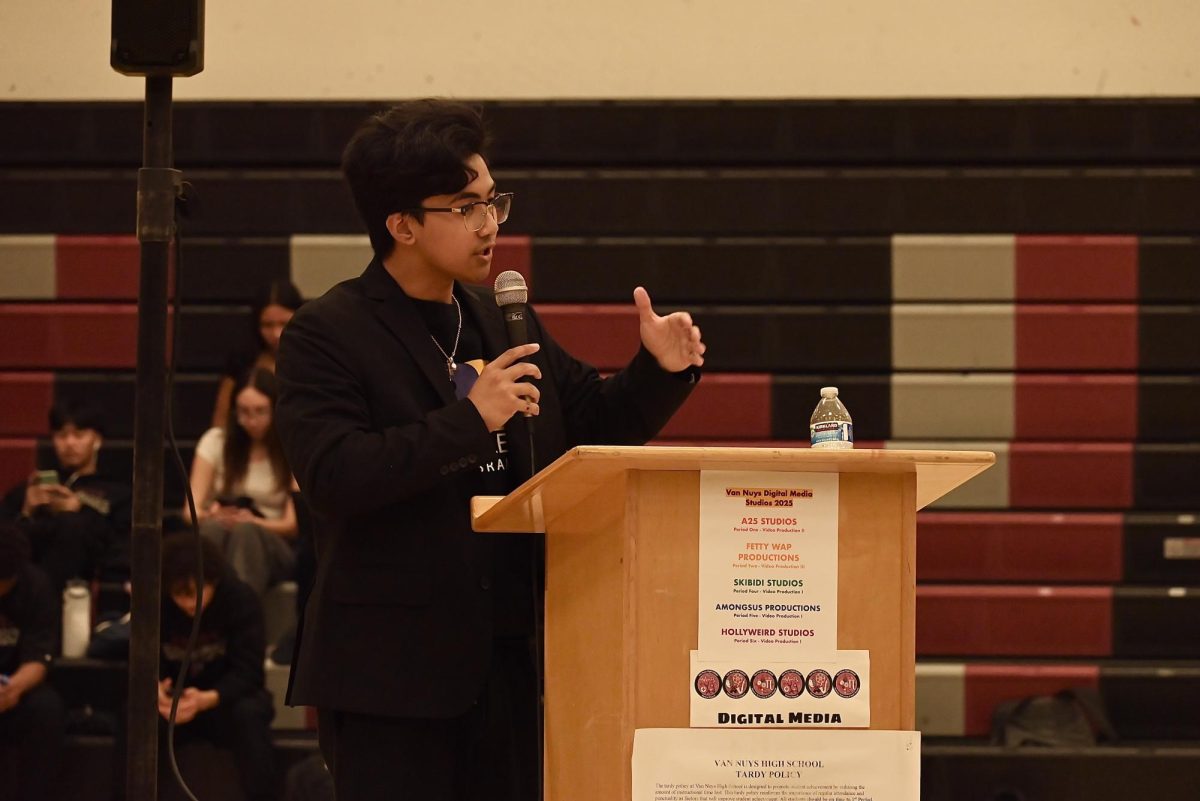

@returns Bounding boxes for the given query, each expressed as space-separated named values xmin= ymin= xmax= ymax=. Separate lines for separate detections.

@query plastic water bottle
xmin=62 ymin=580 xmax=91 ymax=658
xmin=810 ymin=387 xmax=853 ymax=450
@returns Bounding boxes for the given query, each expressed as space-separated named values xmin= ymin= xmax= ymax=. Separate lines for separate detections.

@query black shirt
xmin=0 ymin=562 xmax=57 ymax=676
xmin=412 ymin=293 xmax=536 ymax=636
xmin=411 ymin=295 xmax=515 ymax=496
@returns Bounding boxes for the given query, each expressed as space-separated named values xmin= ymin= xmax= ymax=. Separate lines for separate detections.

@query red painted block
xmin=535 ymin=305 xmax=640 ymax=370
xmin=0 ymin=438 xmax=37 ymax=495
xmin=1015 ymin=374 xmax=1137 ymax=440
xmin=963 ymin=663 xmax=1101 ymax=736
xmin=0 ymin=373 xmax=54 ymax=436
xmin=917 ymin=585 xmax=1113 ymax=657
xmin=917 ymin=511 xmax=1123 ymax=582
xmin=1015 ymin=236 xmax=1138 ymax=301
xmin=56 ymin=236 xmax=140 ymax=300
xmin=658 ymin=374 xmax=771 ymax=439
xmin=486 ymin=235 xmax=532 ymax=289
xmin=0 ymin=304 xmax=137 ymax=368
xmin=1015 ymin=305 xmax=1138 ymax=370
xmin=1008 ymin=443 xmax=1133 ymax=509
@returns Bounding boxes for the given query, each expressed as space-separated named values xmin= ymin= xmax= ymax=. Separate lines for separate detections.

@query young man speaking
xmin=274 ymin=99 xmax=705 ymax=801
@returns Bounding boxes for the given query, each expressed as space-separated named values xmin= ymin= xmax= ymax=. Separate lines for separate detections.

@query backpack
xmin=990 ymin=687 xmax=1118 ymax=747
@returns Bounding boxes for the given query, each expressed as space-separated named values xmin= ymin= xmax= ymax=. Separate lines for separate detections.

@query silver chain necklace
xmin=429 ymin=295 xmax=463 ymax=379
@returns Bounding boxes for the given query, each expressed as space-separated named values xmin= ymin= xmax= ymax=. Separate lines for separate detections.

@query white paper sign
xmin=689 ymin=650 xmax=870 ymax=728
xmin=633 ymin=728 xmax=920 ymax=801
xmin=699 ymin=471 xmax=839 ymax=653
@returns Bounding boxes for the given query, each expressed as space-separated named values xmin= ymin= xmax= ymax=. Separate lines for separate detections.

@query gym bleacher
xmin=1 ymin=99 xmax=1199 ymax=799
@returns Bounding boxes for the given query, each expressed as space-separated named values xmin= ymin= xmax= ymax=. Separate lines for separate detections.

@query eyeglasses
xmin=413 ymin=192 xmax=513 ymax=232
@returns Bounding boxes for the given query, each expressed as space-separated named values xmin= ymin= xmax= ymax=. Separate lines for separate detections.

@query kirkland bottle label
xmin=810 ymin=421 xmax=853 ymax=446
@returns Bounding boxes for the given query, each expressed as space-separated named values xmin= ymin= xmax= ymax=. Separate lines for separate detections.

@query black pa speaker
xmin=111 ymin=0 xmax=205 ymax=76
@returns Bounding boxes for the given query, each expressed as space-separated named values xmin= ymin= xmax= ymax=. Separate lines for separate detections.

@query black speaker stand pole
xmin=127 ymin=73 xmax=178 ymax=801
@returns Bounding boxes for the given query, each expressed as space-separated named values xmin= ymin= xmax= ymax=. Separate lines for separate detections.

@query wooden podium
xmin=472 ymin=446 xmax=994 ymax=801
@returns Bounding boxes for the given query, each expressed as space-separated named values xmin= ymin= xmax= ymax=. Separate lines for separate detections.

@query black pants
xmin=0 ymin=683 xmax=65 ymax=801
xmin=159 ymin=689 xmax=277 ymax=801
xmin=318 ymin=637 xmax=539 ymax=801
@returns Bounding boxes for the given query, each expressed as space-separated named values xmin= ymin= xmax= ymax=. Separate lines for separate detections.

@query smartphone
xmin=35 ymin=470 xmax=59 ymax=486
xmin=217 ymin=495 xmax=265 ymax=517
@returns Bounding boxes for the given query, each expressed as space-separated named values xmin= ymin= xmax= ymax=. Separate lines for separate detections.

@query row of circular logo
xmin=694 ymin=668 xmax=860 ymax=700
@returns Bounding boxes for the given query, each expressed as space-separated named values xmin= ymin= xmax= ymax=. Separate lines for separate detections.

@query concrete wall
xmin=2 ymin=0 xmax=1198 ymax=100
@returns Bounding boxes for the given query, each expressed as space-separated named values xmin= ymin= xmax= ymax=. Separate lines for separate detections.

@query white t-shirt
xmin=194 ymin=427 xmax=289 ymax=520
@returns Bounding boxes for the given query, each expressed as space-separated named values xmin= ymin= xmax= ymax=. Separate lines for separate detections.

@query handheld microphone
xmin=494 ymin=271 xmax=537 ymax=473
xmin=492 ymin=272 xmax=543 ymax=799
xmin=493 ymin=270 xmax=529 ymax=347
xmin=494 ymin=270 xmax=535 ymax=421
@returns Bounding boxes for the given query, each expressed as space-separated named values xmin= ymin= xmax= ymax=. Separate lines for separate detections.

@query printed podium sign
xmin=699 ymin=471 xmax=839 ymax=653
xmin=633 ymin=728 xmax=920 ymax=801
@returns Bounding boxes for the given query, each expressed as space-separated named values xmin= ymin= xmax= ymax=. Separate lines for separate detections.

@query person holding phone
xmin=0 ymin=401 xmax=131 ymax=595
xmin=186 ymin=367 xmax=298 ymax=597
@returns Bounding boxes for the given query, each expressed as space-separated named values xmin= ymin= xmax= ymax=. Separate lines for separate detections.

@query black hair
xmin=251 ymin=279 xmax=304 ymax=350
xmin=0 ymin=522 xmax=32 ymax=580
xmin=49 ymin=399 xmax=105 ymax=436
xmin=341 ymin=99 xmax=490 ymax=259
xmin=254 ymin=280 xmax=303 ymax=324
xmin=223 ymin=367 xmax=290 ymax=495
xmin=162 ymin=533 xmax=226 ymax=595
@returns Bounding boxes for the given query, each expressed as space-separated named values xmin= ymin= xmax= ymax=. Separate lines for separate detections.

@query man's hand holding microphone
xmin=468 ymin=272 xmax=705 ymax=432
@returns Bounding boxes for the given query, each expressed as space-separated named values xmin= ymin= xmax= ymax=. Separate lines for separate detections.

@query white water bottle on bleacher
xmin=810 ymin=386 xmax=854 ymax=450
xmin=62 ymin=580 xmax=91 ymax=658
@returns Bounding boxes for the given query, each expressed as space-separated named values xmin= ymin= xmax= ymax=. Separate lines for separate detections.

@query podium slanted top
xmin=471 ymin=446 xmax=994 ymax=534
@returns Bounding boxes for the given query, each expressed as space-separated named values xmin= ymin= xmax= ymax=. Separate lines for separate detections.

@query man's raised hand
xmin=634 ymin=287 xmax=705 ymax=373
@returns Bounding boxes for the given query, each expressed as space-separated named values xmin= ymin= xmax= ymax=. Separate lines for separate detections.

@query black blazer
xmin=274 ymin=259 xmax=695 ymax=717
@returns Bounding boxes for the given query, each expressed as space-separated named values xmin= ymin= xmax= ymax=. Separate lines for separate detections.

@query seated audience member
xmin=211 ymin=280 xmax=304 ymax=428
xmin=188 ymin=368 xmax=298 ymax=596
xmin=158 ymin=534 xmax=275 ymax=801
xmin=0 ymin=523 xmax=64 ymax=801
xmin=0 ymin=401 xmax=131 ymax=594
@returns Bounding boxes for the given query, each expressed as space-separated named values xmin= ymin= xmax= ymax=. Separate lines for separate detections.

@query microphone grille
xmin=494 ymin=270 xmax=528 ymax=307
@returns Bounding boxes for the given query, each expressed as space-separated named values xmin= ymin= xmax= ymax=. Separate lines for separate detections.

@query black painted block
xmin=693 ymin=306 xmax=891 ymax=372
xmin=531 ymin=237 xmax=891 ymax=304
xmin=180 ymin=237 xmax=291 ymax=303
xmin=1101 ymin=664 xmax=1200 ymax=739
xmin=1133 ymin=445 xmax=1200 ymax=511
xmin=1139 ymin=238 xmax=1200 ymax=304
xmin=1124 ymin=513 xmax=1200 ymax=585
xmin=922 ymin=743 xmax=1200 ymax=801
xmin=1139 ymin=307 xmax=1200 ymax=371
xmin=771 ymin=375 xmax=891 ymax=441
xmin=54 ymin=372 xmax=218 ymax=441
xmin=1112 ymin=586 xmax=1200 ymax=658
xmin=1138 ymin=376 xmax=1200 ymax=441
